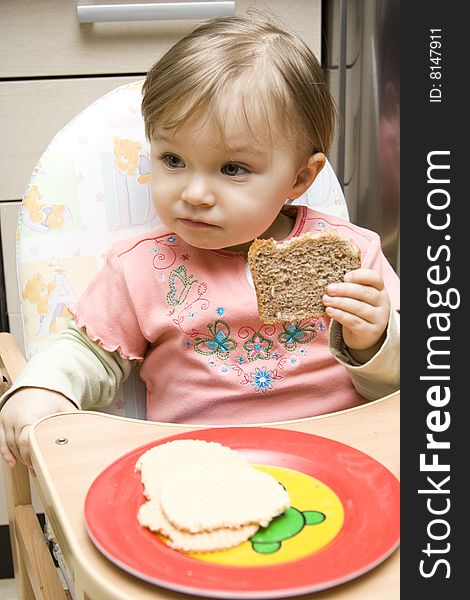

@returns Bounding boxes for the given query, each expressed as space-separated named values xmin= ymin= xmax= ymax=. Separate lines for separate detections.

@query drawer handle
xmin=77 ymin=2 xmax=236 ymax=23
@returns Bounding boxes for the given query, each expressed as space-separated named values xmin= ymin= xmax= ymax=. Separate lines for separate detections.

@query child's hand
xmin=0 ymin=388 xmax=78 ymax=469
xmin=323 ymin=268 xmax=391 ymax=363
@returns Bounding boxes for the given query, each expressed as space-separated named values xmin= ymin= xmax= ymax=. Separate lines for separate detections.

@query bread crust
xmin=248 ymin=230 xmax=361 ymax=324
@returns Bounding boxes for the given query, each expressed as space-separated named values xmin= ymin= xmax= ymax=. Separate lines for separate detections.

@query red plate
xmin=84 ymin=427 xmax=399 ymax=598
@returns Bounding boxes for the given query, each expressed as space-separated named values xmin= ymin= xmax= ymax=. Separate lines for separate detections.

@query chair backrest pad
xmin=16 ymin=81 xmax=349 ymax=418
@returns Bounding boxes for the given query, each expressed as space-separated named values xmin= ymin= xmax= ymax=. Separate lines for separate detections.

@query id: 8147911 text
xmin=429 ymin=28 xmax=442 ymax=103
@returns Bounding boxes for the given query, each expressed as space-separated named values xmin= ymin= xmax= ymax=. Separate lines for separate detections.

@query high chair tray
xmin=84 ymin=426 xmax=399 ymax=599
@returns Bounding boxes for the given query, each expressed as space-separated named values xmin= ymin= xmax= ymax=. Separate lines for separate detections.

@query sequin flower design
xmin=250 ymin=366 xmax=275 ymax=393
xmin=278 ymin=322 xmax=317 ymax=352
xmin=193 ymin=320 xmax=237 ymax=360
xmin=243 ymin=333 xmax=273 ymax=362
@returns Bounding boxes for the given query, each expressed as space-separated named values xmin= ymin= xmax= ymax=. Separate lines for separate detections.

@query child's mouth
xmin=179 ymin=218 xmax=219 ymax=230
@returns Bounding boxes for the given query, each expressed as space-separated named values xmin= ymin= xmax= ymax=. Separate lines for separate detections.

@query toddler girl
xmin=0 ymin=14 xmax=399 ymax=468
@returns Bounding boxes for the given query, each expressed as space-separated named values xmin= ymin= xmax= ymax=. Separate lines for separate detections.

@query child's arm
xmin=0 ymin=388 xmax=78 ymax=469
xmin=322 ymin=268 xmax=391 ymax=363
xmin=0 ymin=320 xmax=137 ymax=468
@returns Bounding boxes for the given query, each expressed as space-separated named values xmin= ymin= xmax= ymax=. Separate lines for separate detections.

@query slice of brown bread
xmin=248 ymin=230 xmax=361 ymax=324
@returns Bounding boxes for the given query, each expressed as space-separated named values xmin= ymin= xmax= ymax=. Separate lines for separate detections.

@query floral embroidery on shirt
xmin=250 ymin=366 xmax=275 ymax=392
xmin=153 ymin=237 xmax=178 ymax=270
xmin=171 ymin=281 xmax=210 ymax=337
xmin=277 ymin=321 xmax=317 ymax=351
xmin=192 ymin=318 xmax=326 ymax=392
xmin=193 ymin=319 xmax=237 ymax=359
xmin=232 ymin=355 xmax=287 ymax=390
xmin=167 ymin=265 xmax=199 ymax=306
xmin=243 ymin=332 xmax=273 ymax=361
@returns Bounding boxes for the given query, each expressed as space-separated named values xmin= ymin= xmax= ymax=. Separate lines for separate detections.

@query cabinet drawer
xmin=0 ymin=76 xmax=142 ymax=201
xmin=1 ymin=0 xmax=321 ymax=78
xmin=1 ymin=0 xmax=198 ymax=77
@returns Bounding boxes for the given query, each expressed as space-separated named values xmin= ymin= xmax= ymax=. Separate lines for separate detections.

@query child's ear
xmin=288 ymin=153 xmax=326 ymax=200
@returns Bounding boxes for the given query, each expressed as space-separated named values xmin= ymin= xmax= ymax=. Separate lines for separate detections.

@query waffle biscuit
xmin=137 ymin=499 xmax=258 ymax=552
xmin=135 ymin=439 xmax=250 ymax=500
xmin=160 ymin=463 xmax=290 ymax=533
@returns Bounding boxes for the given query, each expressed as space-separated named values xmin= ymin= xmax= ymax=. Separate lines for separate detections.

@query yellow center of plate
xmin=187 ymin=464 xmax=344 ymax=566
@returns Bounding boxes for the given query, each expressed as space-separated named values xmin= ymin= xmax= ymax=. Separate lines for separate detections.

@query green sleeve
xmin=0 ymin=321 xmax=138 ymax=411
xmin=329 ymin=309 xmax=400 ymax=401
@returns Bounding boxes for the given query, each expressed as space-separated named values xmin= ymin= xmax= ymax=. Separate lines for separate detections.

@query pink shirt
xmin=71 ymin=207 xmax=400 ymax=424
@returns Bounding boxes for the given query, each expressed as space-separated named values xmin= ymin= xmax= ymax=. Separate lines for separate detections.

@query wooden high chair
xmin=1 ymin=334 xmax=67 ymax=599
xmin=0 ymin=81 xmax=351 ymax=599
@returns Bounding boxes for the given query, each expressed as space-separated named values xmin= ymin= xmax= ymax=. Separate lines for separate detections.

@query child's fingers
xmin=323 ymin=268 xmax=391 ymax=352
xmin=325 ymin=304 xmax=387 ymax=351
xmin=324 ymin=282 xmax=383 ymax=309
xmin=343 ymin=268 xmax=385 ymax=290
xmin=323 ymin=295 xmax=376 ymax=323
xmin=325 ymin=305 xmax=370 ymax=331
xmin=0 ymin=424 xmax=17 ymax=468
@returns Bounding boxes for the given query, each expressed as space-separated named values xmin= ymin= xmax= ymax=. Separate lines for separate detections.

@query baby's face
xmin=150 ymin=111 xmax=305 ymax=253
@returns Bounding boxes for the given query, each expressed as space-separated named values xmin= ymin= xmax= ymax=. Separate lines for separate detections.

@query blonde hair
xmin=142 ymin=14 xmax=336 ymax=162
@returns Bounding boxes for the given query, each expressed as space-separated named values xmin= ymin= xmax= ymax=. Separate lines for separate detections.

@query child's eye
xmin=161 ymin=153 xmax=185 ymax=169
xmin=221 ymin=163 xmax=248 ymax=177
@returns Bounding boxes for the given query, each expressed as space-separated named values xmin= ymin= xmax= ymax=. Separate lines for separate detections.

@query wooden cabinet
xmin=0 ymin=0 xmax=321 ymax=201
xmin=1 ymin=0 xmax=321 ymax=78
xmin=1 ymin=0 xmax=200 ymax=78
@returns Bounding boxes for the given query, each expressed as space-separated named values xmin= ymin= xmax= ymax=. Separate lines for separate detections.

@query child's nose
xmin=181 ymin=175 xmax=216 ymax=206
